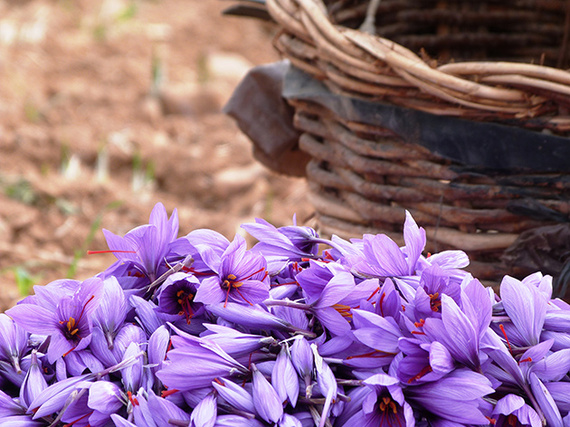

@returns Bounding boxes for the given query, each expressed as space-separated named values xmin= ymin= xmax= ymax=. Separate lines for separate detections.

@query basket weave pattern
xmin=266 ymin=0 xmax=570 ymax=282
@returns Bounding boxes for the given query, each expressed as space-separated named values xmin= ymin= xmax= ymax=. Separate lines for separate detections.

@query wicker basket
xmin=265 ymin=0 xmax=570 ymax=285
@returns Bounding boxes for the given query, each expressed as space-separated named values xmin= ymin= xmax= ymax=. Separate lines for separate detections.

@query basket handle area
xmin=267 ymin=0 xmax=570 ymax=125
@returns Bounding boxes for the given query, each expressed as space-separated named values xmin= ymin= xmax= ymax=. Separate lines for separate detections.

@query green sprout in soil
xmin=13 ymin=267 xmax=41 ymax=297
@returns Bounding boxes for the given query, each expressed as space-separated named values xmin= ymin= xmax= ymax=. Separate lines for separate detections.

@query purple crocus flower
xmin=397 ymin=338 xmax=454 ymax=385
xmin=156 ymin=272 xmax=204 ymax=324
xmin=491 ymin=394 xmax=542 ymax=427
xmin=242 ymin=217 xmax=322 ymax=271
xmin=290 ymin=336 xmax=313 ymax=392
xmin=19 ymin=350 xmax=48 ymax=409
xmin=7 ymin=277 xmax=105 ymax=363
xmin=340 ymin=372 xmax=414 ymax=427
xmin=421 ymin=292 xmax=487 ymax=371
xmin=156 ymin=328 xmax=249 ymax=392
xmin=92 ymin=276 xmax=129 ymax=350
xmin=200 ymin=323 xmax=277 ymax=358
xmin=100 ymin=202 xmax=179 ymax=284
xmin=194 ymin=234 xmax=270 ymax=307
xmin=499 ymin=275 xmax=548 ymax=347
xmin=349 ymin=211 xmax=426 ymax=279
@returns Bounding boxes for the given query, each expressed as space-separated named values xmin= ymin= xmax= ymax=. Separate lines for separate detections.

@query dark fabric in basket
xmin=283 ymin=65 xmax=570 ymax=173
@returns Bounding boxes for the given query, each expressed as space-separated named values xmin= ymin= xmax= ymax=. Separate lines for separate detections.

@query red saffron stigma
xmin=87 ymin=249 xmax=136 ymax=255
xmin=166 ymin=339 xmax=173 ymax=357
xmin=367 ymin=287 xmax=380 ymax=302
xmin=499 ymin=324 xmax=513 ymax=354
xmin=519 ymin=357 xmax=533 ymax=364
xmin=161 ymin=388 xmax=179 ymax=398
xmin=407 ymin=365 xmax=433 ymax=383
xmin=412 ymin=319 xmax=426 ymax=335
xmin=378 ymin=292 xmax=386 ymax=317
xmin=62 ymin=411 xmax=93 ymax=426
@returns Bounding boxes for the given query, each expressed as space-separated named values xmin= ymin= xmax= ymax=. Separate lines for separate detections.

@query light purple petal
xmin=313 ymin=272 xmax=355 ymax=309
xmin=403 ymin=210 xmax=426 ymax=274
xmin=194 ymin=277 xmax=225 ymax=305
xmin=252 ymin=364 xmax=283 ymax=424
xmin=545 ymin=382 xmax=570 ymax=412
xmin=424 ymin=294 xmax=479 ymax=370
xmin=316 ymin=307 xmax=351 ymax=336
xmin=147 ymin=392 xmax=190 ymax=426
xmin=5 ymin=304 xmax=58 ymax=336
xmin=272 ymin=346 xmax=299 ymax=407
xmin=500 ymin=276 xmax=546 ymax=346
xmin=529 ymin=372 xmax=563 ymax=427
xmin=352 ymin=309 xmax=401 ymax=354
xmin=212 ymin=378 xmax=255 ymax=414
xmin=87 ymin=381 xmax=123 ymax=414
xmin=190 ymin=394 xmax=217 ymax=427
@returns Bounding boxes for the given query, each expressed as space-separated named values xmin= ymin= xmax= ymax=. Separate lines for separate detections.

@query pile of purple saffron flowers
xmin=2 ymin=203 xmax=570 ymax=427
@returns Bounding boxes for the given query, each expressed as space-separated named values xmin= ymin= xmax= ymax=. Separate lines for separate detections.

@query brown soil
xmin=0 ymin=0 xmax=311 ymax=311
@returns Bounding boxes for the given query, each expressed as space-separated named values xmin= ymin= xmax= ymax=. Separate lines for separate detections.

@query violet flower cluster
xmin=2 ymin=202 xmax=570 ymax=427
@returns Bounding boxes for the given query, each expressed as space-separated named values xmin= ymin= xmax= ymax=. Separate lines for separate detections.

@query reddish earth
xmin=0 ymin=0 xmax=311 ymax=311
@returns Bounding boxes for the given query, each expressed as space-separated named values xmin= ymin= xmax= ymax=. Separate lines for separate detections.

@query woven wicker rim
xmin=267 ymin=0 xmax=570 ymax=129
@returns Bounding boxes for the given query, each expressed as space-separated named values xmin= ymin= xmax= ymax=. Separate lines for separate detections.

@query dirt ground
xmin=0 ymin=0 xmax=312 ymax=311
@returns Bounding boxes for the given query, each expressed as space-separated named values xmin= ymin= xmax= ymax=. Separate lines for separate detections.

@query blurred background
xmin=0 ymin=0 xmax=311 ymax=311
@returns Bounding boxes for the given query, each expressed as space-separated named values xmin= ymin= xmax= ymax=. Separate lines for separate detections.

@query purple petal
xmin=366 ymin=234 xmax=408 ymax=277
xmin=148 ymin=325 xmax=170 ymax=374
xmin=87 ymin=381 xmax=123 ymax=414
xmin=147 ymin=392 xmax=190 ymax=426
xmin=272 ymin=346 xmax=299 ymax=407
xmin=252 ymin=364 xmax=283 ymax=423
xmin=429 ymin=341 xmax=454 ymax=375
xmin=214 ymin=414 xmax=265 ymax=427
xmin=545 ymin=382 xmax=570 ymax=412
xmin=290 ymin=336 xmax=313 ymax=379
xmin=461 ymin=278 xmax=492 ymax=340
xmin=403 ymin=211 xmax=426 ymax=274
xmin=233 ymin=280 xmax=270 ymax=305
xmin=313 ymin=272 xmax=355 ymax=309
xmin=19 ymin=351 xmax=48 ymax=408
xmin=206 ymin=303 xmax=293 ymax=332
xmin=529 ymin=372 xmax=563 ymax=427
xmin=5 ymin=304 xmax=58 ymax=336
xmin=424 ymin=294 xmax=479 ymax=370
xmin=212 ymin=378 xmax=255 ymax=414
xmin=194 ymin=277 xmax=225 ymax=305
xmin=190 ymin=394 xmax=217 ymax=427
xmin=352 ymin=309 xmax=401 ymax=354
xmin=500 ymin=276 xmax=546 ymax=346
xmin=316 ymin=307 xmax=351 ymax=336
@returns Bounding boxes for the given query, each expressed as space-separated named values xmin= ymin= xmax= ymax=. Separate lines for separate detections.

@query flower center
xmin=176 ymin=289 xmax=195 ymax=324
xmin=58 ymin=295 xmax=95 ymax=342
xmin=221 ymin=273 xmax=242 ymax=290
xmin=379 ymin=396 xmax=398 ymax=414
xmin=507 ymin=414 xmax=519 ymax=426
xmin=429 ymin=292 xmax=441 ymax=312
xmin=60 ymin=317 xmax=79 ymax=338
